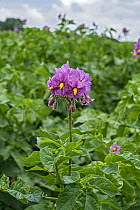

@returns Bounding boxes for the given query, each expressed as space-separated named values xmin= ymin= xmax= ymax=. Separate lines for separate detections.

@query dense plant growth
xmin=0 ymin=18 xmax=140 ymax=209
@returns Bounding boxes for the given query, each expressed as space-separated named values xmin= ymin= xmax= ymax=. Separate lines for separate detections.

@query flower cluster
xmin=47 ymin=62 xmax=93 ymax=110
xmin=133 ymin=38 xmax=140 ymax=58
xmin=109 ymin=143 xmax=120 ymax=153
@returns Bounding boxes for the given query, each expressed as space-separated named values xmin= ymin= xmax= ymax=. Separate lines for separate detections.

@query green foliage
xmin=0 ymin=18 xmax=26 ymax=31
xmin=0 ymin=17 xmax=140 ymax=209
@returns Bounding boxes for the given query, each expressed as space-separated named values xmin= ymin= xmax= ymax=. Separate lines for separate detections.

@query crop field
xmin=0 ymin=19 xmax=140 ymax=209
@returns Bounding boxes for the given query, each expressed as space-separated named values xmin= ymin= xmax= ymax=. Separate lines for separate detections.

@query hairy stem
xmin=68 ymin=108 xmax=72 ymax=176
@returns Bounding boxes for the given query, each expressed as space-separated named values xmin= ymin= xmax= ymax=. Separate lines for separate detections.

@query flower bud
xmin=70 ymin=101 xmax=76 ymax=112
xmin=48 ymin=95 xmax=55 ymax=106
xmin=53 ymin=101 xmax=58 ymax=110
xmin=81 ymin=95 xmax=94 ymax=105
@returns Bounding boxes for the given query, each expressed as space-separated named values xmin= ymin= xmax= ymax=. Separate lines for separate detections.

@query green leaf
xmin=89 ymin=177 xmax=119 ymax=197
xmin=39 ymin=129 xmax=59 ymax=141
xmin=104 ymin=152 xmax=126 ymax=163
xmin=75 ymin=188 xmax=100 ymax=210
xmin=25 ymin=204 xmax=52 ymax=210
xmin=38 ymin=139 xmax=62 ymax=149
xmin=62 ymin=172 xmax=80 ymax=184
xmin=40 ymin=147 xmax=55 ymax=172
xmin=129 ymin=167 xmax=140 ymax=188
xmin=65 ymin=142 xmax=82 ymax=154
xmin=55 ymin=156 xmax=71 ymax=166
xmin=56 ymin=183 xmax=81 ymax=210
xmin=8 ymin=178 xmax=28 ymax=204
xmin=28 ymin=166 xmax=44 ymax=171
xmin=101 ymin=200 xmax=121 ymax=210
xmin=121 ymin=179 xmax=135 ymax=196
xmin=11 ymin=150 xmax=24 ymax=170
xmin=100 ymin=163 xmax=118 ymax=174
xmin=22 ymin=151 xmax=41 ymax=167
xmin=25 ymin=186 xmax=43 ymax=202
xmin=0 ymin=174 xmax=10 ymax=190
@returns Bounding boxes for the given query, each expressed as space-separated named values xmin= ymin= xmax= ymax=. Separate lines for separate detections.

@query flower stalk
xmin=68 ymin=107 xmax=72 ymax=176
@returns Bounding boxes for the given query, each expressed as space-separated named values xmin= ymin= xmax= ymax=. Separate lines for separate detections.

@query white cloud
xmin=0 ymin=8 xmax=17 ymax=20
xmin=22 ymin=4 xmax=45 ymax=24
xmin=61 ymin=0 xmax=102 ymax=6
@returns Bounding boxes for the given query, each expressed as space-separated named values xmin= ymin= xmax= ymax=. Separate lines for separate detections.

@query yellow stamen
xmin=138 ymin=49 xmax=140 ymax=53
xmin=49 ymin=86 xmax=54 ymax=90
xmin=113 ymin=147 xmax=117 ymax=151
xmin=73 ymin=87 xmax=78 ymax=95
xmin=59 ymin=82 xmax=65 ymax=89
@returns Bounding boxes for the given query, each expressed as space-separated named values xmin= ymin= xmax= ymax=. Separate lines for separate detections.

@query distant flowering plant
xmin=22 ymin=19 xmax=27 ymax=24
xmin=43 ymin=25 xmax=50 ymax=30
xmin=47 ymin=62 xmax=94 ymax=111
xmin=122 ymin=27 xmax=129 ymax=36
xmin=109 ymin=143 xmax=120 ymax=153
xmin=93 ymin=22 xmax=98 ymax=30
xmin=133 ymin=38 xmax=140 ymax=58
xmin=14 ymin=27 xmax=18 ymax=33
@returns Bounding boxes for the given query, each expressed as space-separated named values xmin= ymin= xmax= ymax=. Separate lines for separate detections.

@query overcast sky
xmin=0 ymin=0 xmax=139 ymax=41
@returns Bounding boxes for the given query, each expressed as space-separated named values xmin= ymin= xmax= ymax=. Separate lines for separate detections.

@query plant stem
xmin=55 ymin=164 xmax=64 ymax=190
xmin=44 ymin=197 xmax=57 ymax=201
xmin=68 ymin=108 xmax=72 ymax=176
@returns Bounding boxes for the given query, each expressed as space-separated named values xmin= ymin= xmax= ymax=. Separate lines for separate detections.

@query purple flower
xmin=47 ymin=62 xmax=93 ymax=104
xmin=43 ymin=25 xmax=49 ymax=30
xmin=109 ymin=143 xmax=120 ymax=153
xmin=133 ymin=38 xmax=140 ymax=57
xmin=47 ymin=71 xmax=68 ymax=95
xmin=65 ymin=79 xmax=86 ymax=99
xmin=81 ymin=95 xmax=94 ymax=105
xmin=122 ymin=27 xmax=129 ymax=35
xmin=14 ymin=27 xmax=18 ymax=32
